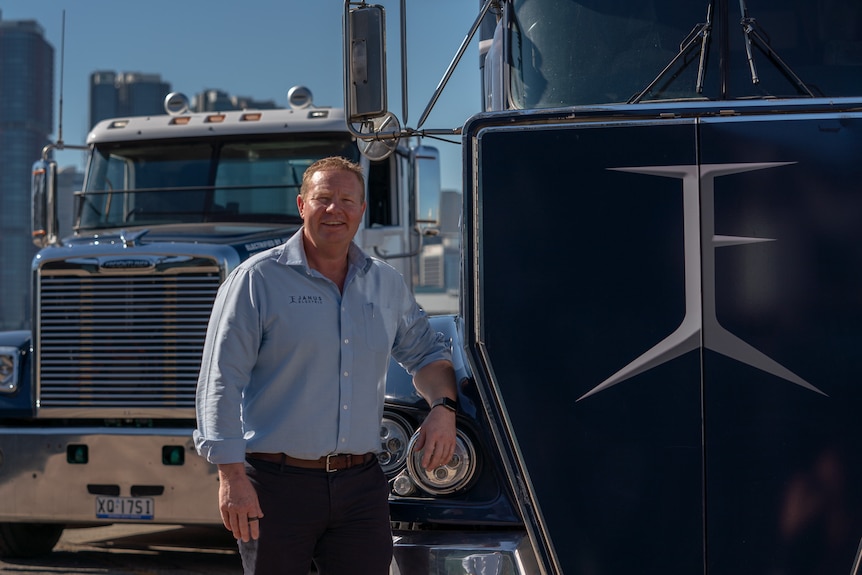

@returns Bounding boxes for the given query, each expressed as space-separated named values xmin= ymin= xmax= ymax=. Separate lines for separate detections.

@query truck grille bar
xmin=37 ymin=268 xmax=222 ymax=414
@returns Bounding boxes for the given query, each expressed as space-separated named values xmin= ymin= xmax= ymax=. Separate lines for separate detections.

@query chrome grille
xmin=37 ymin=267 xmax=222 ymax=414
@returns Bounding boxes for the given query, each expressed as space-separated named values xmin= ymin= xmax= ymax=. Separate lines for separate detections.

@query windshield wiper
xmin=738 ymin=0 xmax=816 ymax=97
xmin=696 ymin=2 xmax=713 ymax=94
xmin=629 ymin=1 xmax=714 ymax=104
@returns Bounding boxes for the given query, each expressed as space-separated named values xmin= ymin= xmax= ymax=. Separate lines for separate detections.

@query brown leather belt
xmin=248 ymin=452 xmax=376 ymax=472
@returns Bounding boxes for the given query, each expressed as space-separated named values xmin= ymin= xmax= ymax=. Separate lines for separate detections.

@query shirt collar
xmin=278 ymin=227 xmax=373 ymax=274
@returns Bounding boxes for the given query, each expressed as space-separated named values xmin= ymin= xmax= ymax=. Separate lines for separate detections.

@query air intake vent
xmin=37 ymin=265 xmax=221 ymax=416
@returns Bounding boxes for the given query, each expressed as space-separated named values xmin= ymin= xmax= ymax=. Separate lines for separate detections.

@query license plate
xmin=95 ymin=496 xmax=154 ymax=520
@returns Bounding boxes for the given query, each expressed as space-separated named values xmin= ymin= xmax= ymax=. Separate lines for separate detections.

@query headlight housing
xmin=0 ymin=347 xmax=20 ymax=394
xmin=403 ymin=428 xmax=477 ymax=495
xmin=378 ymin=412 xmax=414 ymax=477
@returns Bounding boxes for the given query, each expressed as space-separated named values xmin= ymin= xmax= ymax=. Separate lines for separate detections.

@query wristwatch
xmin=431 ymin=397 xmax=457 ymax=413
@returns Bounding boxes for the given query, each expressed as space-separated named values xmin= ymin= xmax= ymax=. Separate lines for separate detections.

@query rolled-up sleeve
xmin=193 ymin=267 xmax=263 ymax=464
xmin=390 ymin=284 xmax=451 ymax=375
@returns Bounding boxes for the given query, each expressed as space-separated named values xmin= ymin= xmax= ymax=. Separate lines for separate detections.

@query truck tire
xmin=0 ymin=523 xmax=64 ymax=558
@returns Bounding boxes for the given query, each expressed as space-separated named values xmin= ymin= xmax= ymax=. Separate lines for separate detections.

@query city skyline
xmin=0 ymin=1 xmax=483 ymax=193
xmin=88 ymin=71 xmax=281 ymax=130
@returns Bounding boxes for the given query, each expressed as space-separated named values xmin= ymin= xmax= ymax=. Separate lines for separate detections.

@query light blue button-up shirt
xmin=194 ymin=230 xmax=451 ymax=465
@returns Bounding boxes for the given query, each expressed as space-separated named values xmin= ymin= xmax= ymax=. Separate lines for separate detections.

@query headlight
xmin=0 ymin=347 xmax=20 ymax=393
xmin=405 ymin=428 xmax=477 ymax=495
xmin=378 ymin=412 xmax=413 ymax=476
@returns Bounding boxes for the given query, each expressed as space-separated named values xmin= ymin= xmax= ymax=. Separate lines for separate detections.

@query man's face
xmin=297 ymin=169 xmax=366 ymax=251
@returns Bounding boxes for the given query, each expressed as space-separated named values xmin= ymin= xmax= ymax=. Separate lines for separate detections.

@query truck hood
xmin=465 ymin=105 xmax=862 ymax=575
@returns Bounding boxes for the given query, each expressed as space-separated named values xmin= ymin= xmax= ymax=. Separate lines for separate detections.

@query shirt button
xmin=340 ymin=437 xmax=346 ymax=443
xmin=342 ymin=404 xmax=349 ymax=410
xmin=344 ymin=338 xmax=349 ymax=344
xmin=343 ymin=371 xmax=349 ymax=377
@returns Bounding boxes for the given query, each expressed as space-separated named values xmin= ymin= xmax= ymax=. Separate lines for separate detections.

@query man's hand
xmin=414 ymin=403 xmax=457 ymax=470
xmin=217 ymin=462 xmax=263 ymax=542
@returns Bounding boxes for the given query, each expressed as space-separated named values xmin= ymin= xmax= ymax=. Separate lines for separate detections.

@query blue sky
xmin=0 ymin=0 xmax=483 ymax=193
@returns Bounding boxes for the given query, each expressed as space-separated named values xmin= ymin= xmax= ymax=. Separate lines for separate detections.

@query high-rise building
xmin=89 ymin=71 xmax=119 ymax=126
xmin=89 ymin=71 xmax=171 ymax=129
xmin=193 ymin=88 xmax=278 ymax=112
xmin=194 ymin=88 xmax=235 ymax=112
xmin=0 ymin=11 xmax=54 ymax=330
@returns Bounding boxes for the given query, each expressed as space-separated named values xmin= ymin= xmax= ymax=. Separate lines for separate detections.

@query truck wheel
xmin=0 ymin=523 xmax=64 ymax=558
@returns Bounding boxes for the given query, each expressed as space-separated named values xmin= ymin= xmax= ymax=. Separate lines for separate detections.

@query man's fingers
xmin=421 ymin=442 xmax=434 ymax=469
xmin=227 ymin=513 xmax=263 ymax=542
xmin=249 ymin=515 xmax=262 ymax=540
xmin=418 ymin=407 xmax=457 ymax=469
xmin=422 ymin=439 xmax=456 ymax=470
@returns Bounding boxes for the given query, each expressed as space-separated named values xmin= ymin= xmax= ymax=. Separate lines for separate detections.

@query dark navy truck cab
xmin=339 ymin=0 xmax=862 ymax=571
xmin=465 ymin=102 xmax=862 ymax=574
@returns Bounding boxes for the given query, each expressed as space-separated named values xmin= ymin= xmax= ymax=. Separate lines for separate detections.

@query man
xmin=194 ymin=156 xmax=458 ymax=575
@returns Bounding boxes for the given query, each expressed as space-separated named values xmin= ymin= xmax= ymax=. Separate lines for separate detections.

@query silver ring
xmin=248 ymin=517 xmax=260 ymax=522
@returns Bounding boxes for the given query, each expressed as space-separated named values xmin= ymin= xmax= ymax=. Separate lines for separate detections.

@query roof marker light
xmin=287 ymin=85 xmax=313 ymax=110
xmin=164 ymin=92 xmax=190 ymax=115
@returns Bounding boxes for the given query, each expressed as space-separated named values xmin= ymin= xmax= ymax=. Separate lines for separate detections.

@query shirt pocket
xmin=364 ymin=302 xmax=394 ymax=352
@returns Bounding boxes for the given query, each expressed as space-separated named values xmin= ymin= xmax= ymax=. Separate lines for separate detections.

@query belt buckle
xmin=325 ymin=454 xmax=338 ymax=473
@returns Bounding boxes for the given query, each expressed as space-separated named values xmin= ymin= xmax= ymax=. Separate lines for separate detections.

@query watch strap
xmin=431 ymin=396 xmax=457 ymax=413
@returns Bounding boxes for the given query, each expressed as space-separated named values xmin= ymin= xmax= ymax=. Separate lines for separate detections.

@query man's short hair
xmin=300 ymin=156 xmax=365 ymax=199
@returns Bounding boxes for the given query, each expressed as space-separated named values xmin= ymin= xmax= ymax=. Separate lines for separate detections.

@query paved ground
xmin=0 ymin=524 xmax=242 ymax=574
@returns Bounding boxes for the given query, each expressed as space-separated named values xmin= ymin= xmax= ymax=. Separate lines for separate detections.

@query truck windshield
xmin=510 ymin=0 xmax=862 ymax=107
xmin=77 ymin=135 xmax=358 ymax=230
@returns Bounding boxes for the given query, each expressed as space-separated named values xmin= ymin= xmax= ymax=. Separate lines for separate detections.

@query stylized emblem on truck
xmin=99 ymin=258 xmax=157 ymax=271
xmin=579 ymin=162 xmax=826 ymax=400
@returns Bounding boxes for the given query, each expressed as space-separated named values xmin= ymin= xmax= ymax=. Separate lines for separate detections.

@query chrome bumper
xmin=391 ymin=530 xmax=541 ymax=575
xmin=0 ymin=427 xmax=220 ymax=525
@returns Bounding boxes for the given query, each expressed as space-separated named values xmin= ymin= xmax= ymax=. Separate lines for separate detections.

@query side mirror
xmin=32 ymin=159 xmax=58 ymax=248
xmin=413 ymin=146 xmax=441 ymax=230
xmin=346 ymin=3 xmax=387 ymax=122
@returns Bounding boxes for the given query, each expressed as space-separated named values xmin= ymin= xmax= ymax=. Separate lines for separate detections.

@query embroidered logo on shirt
xmin=289 ymin=295 xmax=325 ymax=304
